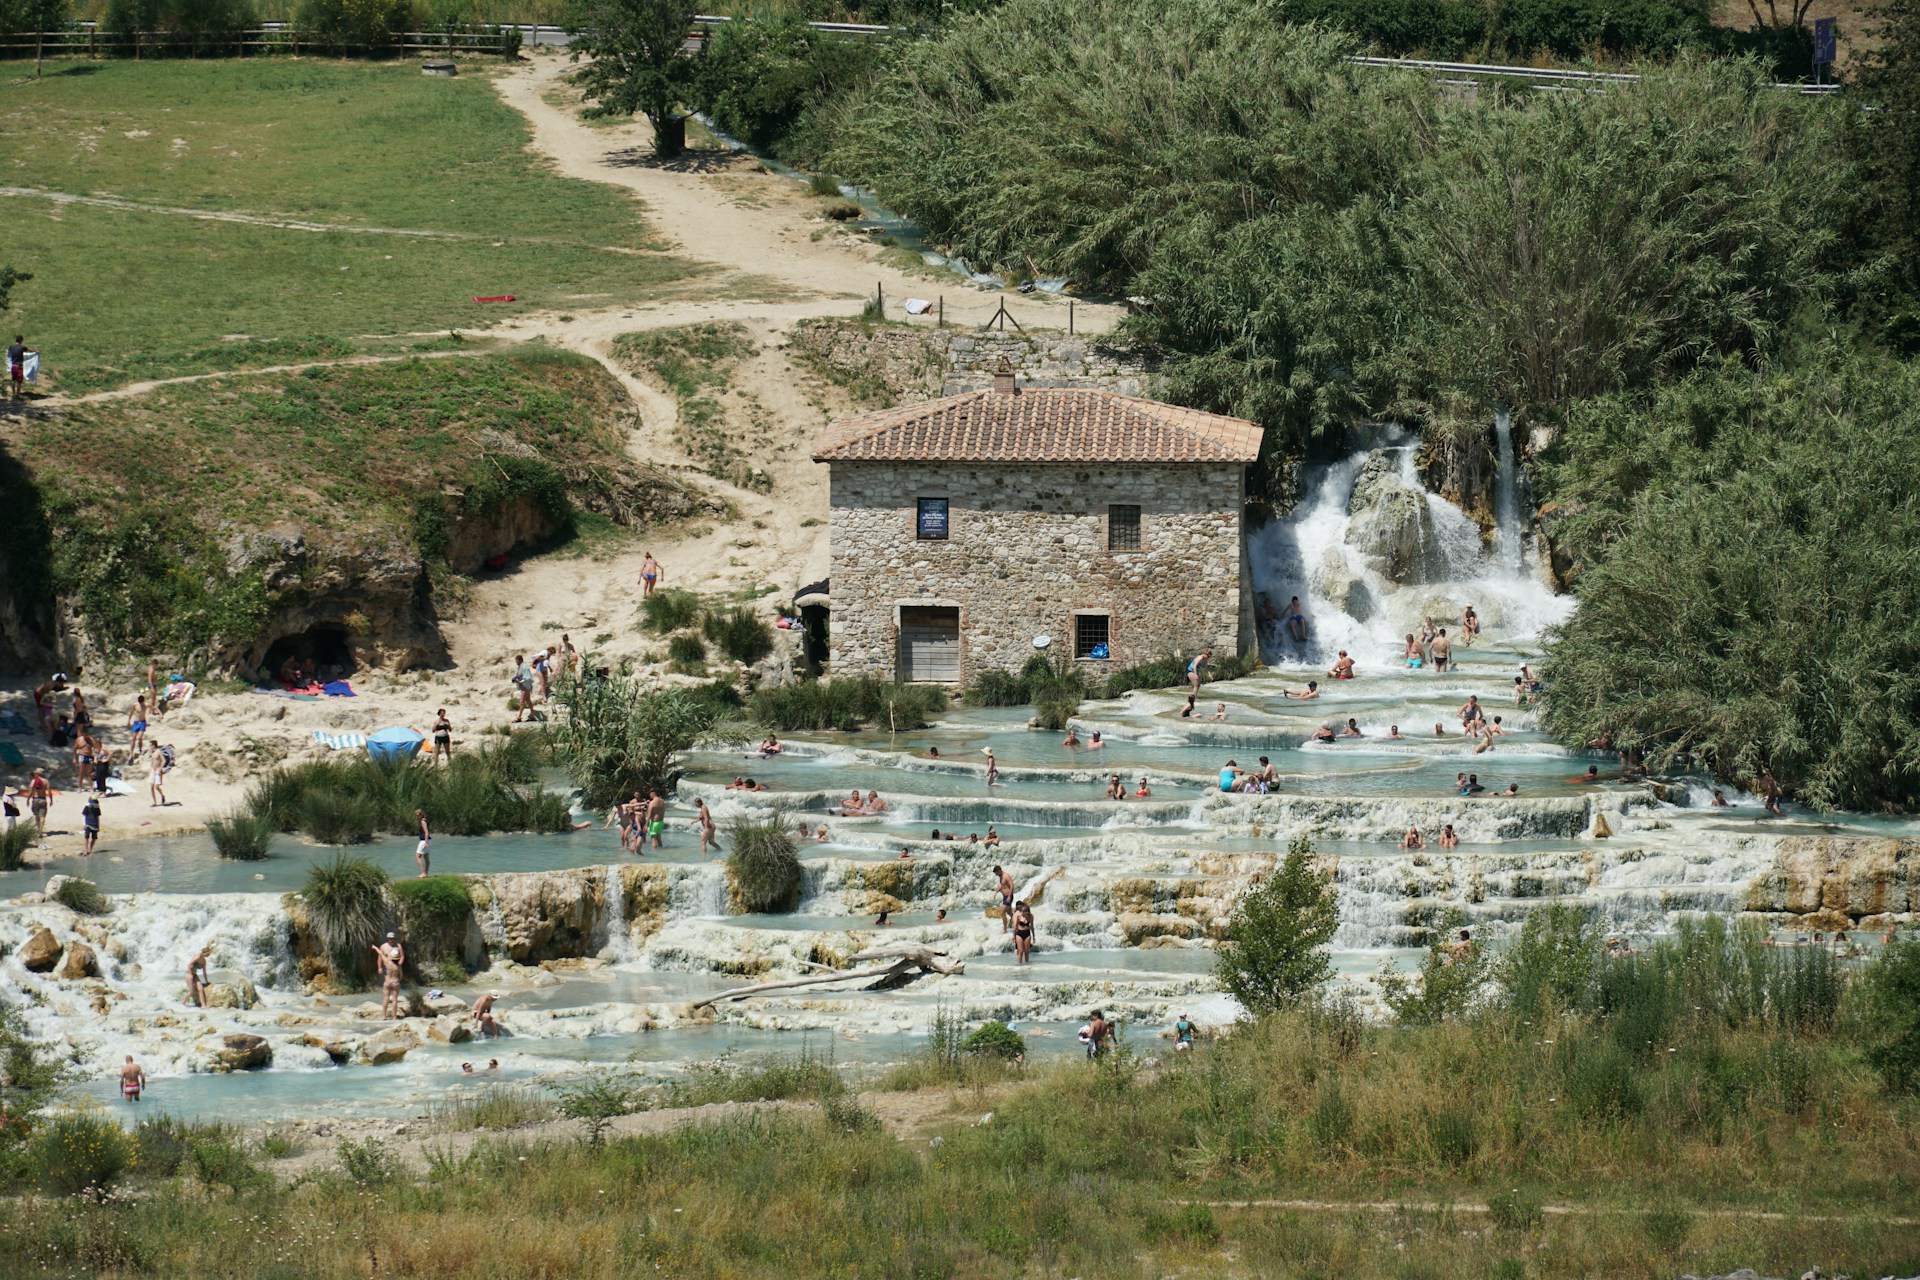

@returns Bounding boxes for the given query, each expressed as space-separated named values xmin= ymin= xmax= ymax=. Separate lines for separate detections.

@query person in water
xmin=1439 ymin=824 xmax=1459 ymax=848
xmin=1283 ymin=681 xmax=1320 ymax=700
xmin=1284 ymin=597 xmax=1308 ymax=643
xmin=1566 ymin=764 xmax=1603 ymax=784
xmin=121 ymin=1055 xmax=147 ymax=1104
xmin=1399 ymin=826 xmax=1424 ymax=850
xmin=1311 ymin=724 xmax=1337 ymax=744
xmin=1135 ymin=776 xmax=1151 ymax=797
xmin=1327 ymin=651 xmax=1356 ymax=680
xmin=1341 ymin=718 xmax=1364 ymax=737
xmin=1105 ymin=775 xmax=1127 ymax=800
xmin=1387 ymin=725 xmax=1403 ymax=740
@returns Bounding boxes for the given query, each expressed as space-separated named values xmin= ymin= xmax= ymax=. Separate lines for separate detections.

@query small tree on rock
xmin=1215 ymin=836 xmax=1338 ymax=1014
xmin=565 ymin=0 xmax=696 ymax=158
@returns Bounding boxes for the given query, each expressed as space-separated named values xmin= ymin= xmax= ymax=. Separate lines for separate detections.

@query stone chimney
xmin=991 ymin=357 xmax=1017 ymax=395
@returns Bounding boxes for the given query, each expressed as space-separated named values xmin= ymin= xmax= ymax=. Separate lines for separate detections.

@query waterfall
xmin=598 ymin=866 xmax=637 ymax=964
xmin=1493 ymin=408 xmax=1523 ymax=574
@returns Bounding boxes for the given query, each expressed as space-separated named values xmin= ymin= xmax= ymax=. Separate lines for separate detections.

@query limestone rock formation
xmin=1347 ymin=451 xmax=1445 ymax=583
xmin=480 ymin=869 xmax=606 ymax=964
xmin=1311 ymin=548 xmax=1374 ymax=621
xmin=56 ymin=940 xmax=98 ymax=980
xmin=1743 ymin=836 xmax=1917 ymax=925
xmin=360 ymin=1026 xmax=421 ymax=1065
xmin=19 ymin=927 xmax=62 ymax=972
xmin=214 ymin=1033 xmax=272 ymax=1071
xmin=427 ymin=1014 xmax=473 ymax=1044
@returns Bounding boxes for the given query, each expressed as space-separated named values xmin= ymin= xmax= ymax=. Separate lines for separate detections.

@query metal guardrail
xmin=1348 ymin=54 xmax=1841 ymax=94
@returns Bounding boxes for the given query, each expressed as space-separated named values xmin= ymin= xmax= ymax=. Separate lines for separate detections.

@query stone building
xmin=812 ymin=371 xmax=1263 ymax=683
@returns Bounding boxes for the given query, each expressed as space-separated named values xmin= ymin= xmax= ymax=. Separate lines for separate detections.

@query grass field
xmin=7 ymin=1010 xmax=1919 ymax=1279
xmin=0 ymin=59 xmax=700 ymax=393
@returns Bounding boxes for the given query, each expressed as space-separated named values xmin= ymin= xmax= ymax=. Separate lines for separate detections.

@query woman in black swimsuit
xmin=431 ymin=709 xmax=453 ymax=766
xmin=1012 ymin=901 xmax=1034 ymax=964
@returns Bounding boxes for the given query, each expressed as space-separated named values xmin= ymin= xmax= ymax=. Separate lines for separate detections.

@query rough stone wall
xmin=827 ymin=461 xmax=1245 ymax=681
xmin=789 ymin=320 xmax=1161 ymax=406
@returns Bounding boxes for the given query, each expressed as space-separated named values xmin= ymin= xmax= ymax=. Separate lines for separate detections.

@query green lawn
xmin=0 ymin=59 xmax=701 ymax=392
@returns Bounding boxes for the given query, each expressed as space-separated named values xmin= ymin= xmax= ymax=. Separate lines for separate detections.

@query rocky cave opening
xmin=261 ymin=624 xmax=357 ymax=683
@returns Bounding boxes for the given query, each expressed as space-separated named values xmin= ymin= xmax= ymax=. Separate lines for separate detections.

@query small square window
xmin=1075 ymin=614 xmax=1111 ymax=660
xmin=916 ymin=498 xmax=949 ymax=541
xmin=1108 ymin=504 xmax=1141 ymax=551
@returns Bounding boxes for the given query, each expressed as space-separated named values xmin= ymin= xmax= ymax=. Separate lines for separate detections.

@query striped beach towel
xmin=311 ymin=731 xmax=368 ymax=752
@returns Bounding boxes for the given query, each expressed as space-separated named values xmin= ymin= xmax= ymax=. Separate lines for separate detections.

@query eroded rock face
xmin=1312 ymin=548 xmax=1374 ymax=621
xmin=20 ymin=927 xmax=62 ymax=972
xmin=1348 ymin=451 xmax=1449 ymax=584
xmin=1417 ymin=423 xmax=1497 ymax=529
xmin=482 ymin=869 xmax=607 ymax=965
xmin=426 ymin=1015 xmax=473 ymax=1044
xmin=1744 ymin=837 xmax=1918 ymax=923
xmin=214 ymin=1033 xmax=272 ymax=1071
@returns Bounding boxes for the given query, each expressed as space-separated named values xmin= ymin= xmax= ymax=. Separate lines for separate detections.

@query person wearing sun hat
xmin=983 ymin=746 xmax=1001 ymax=788
xmin=472 ymin=990 xmax=502 ymax=1037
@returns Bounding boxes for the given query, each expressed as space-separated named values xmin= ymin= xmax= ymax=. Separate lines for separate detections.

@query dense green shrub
xmin=299 ymin=790 xmax=381 ymax=846
xmin=748 ymin=677 xmax=946 ymax=732
xmin=302 ymin=853 xmax=393 ymax=963
xmin=1380 ymin=909 xmax=1494 ymax=1025
xmin=1860 ymin=939 xmax=1920 ymax=1095
xmin=1215 ymin=837 xmax=1338 ymax=1013
xmin=1498 ymin=901 xmax=1602 ymax=1020
xmin=1100 ymin=652 xmax=1257 ymax=698
xmin=133 ymin=1116 xmax=195 ymax=1178
xmin=31 ymin=1111 xmax=132 ymax=1195
xmin=52 ymin=878 xmax=108 ymax=916
xmin=392 ymin=877 xmax=474 ymax=967
xmin=703 ymin=608 xmax=775 ymax=666
xmin=296 ymin=0 xmax=417 ymax=47
xmin=726 ymin=808 xmax=802 ymax=912
xmin=640 ymin=588 xmax=704 ymax=635
xmin=692 ymin=15 xmax=891 ymax=161
xmin=207 ymin=807 xmax=274 ymax=861
xmin=1541 ymin=358 xmax=1920 ymax=811
xmin=962 ymin=1021 xmax=1025 ymax=1060
xmin=248 ymin=749 xmax=569 ymax=844
xmin=547 ymin=666 xmax=719 ymax=808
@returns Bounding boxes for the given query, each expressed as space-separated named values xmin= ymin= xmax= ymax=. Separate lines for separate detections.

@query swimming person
xmin=1439 ymin=824 xmax=1459 ymax=848
xmin=1399 ymin=826 xmax=1424 ymax=850
xmin=1311 ymin=724 xmax=1337 ymax=744
xmin=1342 ymin=718 xmax=1364 ymax=737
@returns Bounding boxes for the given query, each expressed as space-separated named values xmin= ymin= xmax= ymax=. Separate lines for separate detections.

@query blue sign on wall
xmin=1814 ymin=17 xmax=1836 ymax=66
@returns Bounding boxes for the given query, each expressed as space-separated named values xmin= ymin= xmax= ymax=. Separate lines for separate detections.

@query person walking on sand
xmin=511 ymin=656 xmax=535 ymax=722
xmin=414 ymin=809 xmax=432 ymax=877
xmin=127 ymin=695 xmax=151 ymax=757
xmin=696 ymin=797 xmax=718 ymax=856
xmin=1187 ymin=649 xmax=1211 ymax=695
xmin=373 ymin=933 xmax=406 ymax=1019
xmin=186 ymin=945 xmax=212 ymax=1008
xmin=120 ymin=1055 xmax=146 ymax=1104
xmin=26 ymin=768 xmax=51 ymax=843
xmin=80 ymin=792 xmax=100 ymax=856
xmin=639 ymin=552 xmax=663 ymax=597
xmin=430 ymin=708 xmax=453 ymax=765
xmin=645 ymin=789 xmax=666 ymax=850
xmin=7 ymin=335 xmax=34 ymax=403
xmin=148 ymin=746 xmax=168 ymax=807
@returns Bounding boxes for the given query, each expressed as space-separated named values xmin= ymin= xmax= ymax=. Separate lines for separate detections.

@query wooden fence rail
xmin=0 ymin=28 xmax=518 ymax=59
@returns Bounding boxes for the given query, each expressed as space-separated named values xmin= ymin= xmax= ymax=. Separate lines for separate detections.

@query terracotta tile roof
xmin=812 ymin=388 xmax=1264 ymax=464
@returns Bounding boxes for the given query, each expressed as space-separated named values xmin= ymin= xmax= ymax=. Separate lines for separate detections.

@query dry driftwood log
xmin=690 ymin=946 xmax=964 ymax=1010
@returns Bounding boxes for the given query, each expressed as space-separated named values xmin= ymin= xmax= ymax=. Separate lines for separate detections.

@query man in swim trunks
xmin=372 ymin=933 xmax=406 ymax=1019
xmin=127 ymin=694 xmax=150 ymax=757
xmin=1282 ymin=680 xmax=1319 ymax=700
xmin=120 ymin=1055 xmax=147 ymax=1104
xmin=80 ymin=792 xmax=100 ymax=856
xmin=1430 ymin=629 xmax=1452 ymax=671
xmin=1284 ymin=597 xmax=1308 ymax=643
xmin=471 ymin=991 xmax=501 ymax=1037
xmin=639 ymin=552 xmax=662 ymax=597
xmin=1087 ymin=1009 xmax=1114 ymax=1059
xmin=644 ymin=789 xmax=666 ymax=850
xmin=993 ymin=865 xmax=1016 ymax=932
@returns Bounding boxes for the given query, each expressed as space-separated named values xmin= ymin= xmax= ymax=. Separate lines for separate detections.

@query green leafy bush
xmin=549 ymin=1074 xmax=642 ymax=1148
xmin=133 ymin=1116 xmax=195 ymax=1177
xmin=1099 ymin=651 xmax=1257 ymax=698
xmin=296 ymin=0 xmax=416 ymax=48
xmin=1380 ymin=910 xmax=1493 ymax=1025
xmin=640 ymin=588 xmax=704 ymax=635
xmin=1861 ymin=939 xmax=1920 ymax=1095
xmin=336 ymin=1137 xmax=403 ymax=1185
xmin=1498 ymin=901 xmax=1602 ymax=1020
xmin=692 ymin=16 xmax=890 ymax=161
xmin=299 ymin=790 xmax=380 ymax=846
xmin=704 ymin=607 xmax=774 ymax=666
xmin=31 ymin=1111 xmax=132 ymax=1195
xmin=52 ymin=878 xmax=109 ymax=916
xmin=392 ymin=876 xmax=474 ymax=968
xmin=726 ymin=807 xmax=802 ymax=912
xmin=207 ymin=807 xmax=274 ymax=861
xmin=547 ymin=666 xmax=719 ymax=809
xmin=1215 ymin=837 xmax=1338 ymax=1013
xmin=748 ymin=677 xmax=946 ymax=732
xmin=961 ymin=1021 xmax=1025 ymax=1061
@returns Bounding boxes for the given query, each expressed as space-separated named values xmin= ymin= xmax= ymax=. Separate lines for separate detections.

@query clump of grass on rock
xmin=726 ymin=807 xmax=802 ymax=913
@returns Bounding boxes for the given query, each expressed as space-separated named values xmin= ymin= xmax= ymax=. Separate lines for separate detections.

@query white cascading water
xmin=599 ymin=866 xmax=637 ymax=964
xmin=1248 ymin=420 xmax=1571 ymax=665
xmin=1493 ymin=408 xmax=1523 ymax=574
